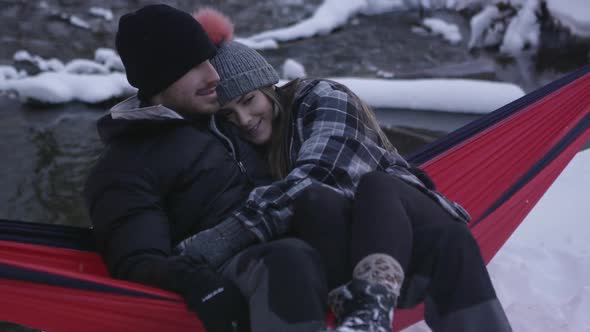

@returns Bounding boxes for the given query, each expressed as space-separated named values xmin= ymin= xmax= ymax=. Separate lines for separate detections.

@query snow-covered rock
xmin=89 ymin=7 xmax=113 ymax=21
xmin=282 ymin=59 xmax=306 ymax=79
xmin=499 ymin=0 xmax=541 ymax=55
xmin=0 ymin=72 xmax=135 ymax=104
xmin=421 ymin=18 xmax=462 ymax=44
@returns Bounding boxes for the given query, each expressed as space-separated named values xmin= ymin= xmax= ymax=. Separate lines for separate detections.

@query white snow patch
xmin=89 ymin=7 xmax=113 ymax=21
xmin=94 ymin=48 xmax=125 ymax=72
xmin=2 ymin=50 xmax=135 ymax=104
xmin=234 ymin=37 xmax=279 ymax=50
xmin=243 ymin=0 xmax=590 ymax=55
xmin=14 ymin=50 xmax=64 ymax=72
xmin=468 ymin=5 xmax=503 ymax=49
xmin=402 ymin=149 xmax=590 ymax=331
xmin=499 ymin=0 xmax=541 ymax=55
xmin=247 ymin=0 xmax=367 ymax=46
xmin=0 ymin=66 xmax=26 ymax=80
xmin=421 ymin=18 xmax=462 ymax=44
xmin=63 ymin=59 xmax=110 ymax=75
xmin=244 ymin=0 xmax=386 ymax=46
xmin=243 ymin=0 xmax=486 ymax=47
xmin=328 ymin=77 xmax=524 ymax=113
xmin=376 ymin=70 xmax=395 ymax=78
xmin=69 ymin=15 xmax=90 ymax=29
xmin=546 ymin=0 xmax=590 ymax=38
xmin=0 ymin=72 xmax=135 ymax=104
xmin=282 ymin=59 xmax=306 ymax=79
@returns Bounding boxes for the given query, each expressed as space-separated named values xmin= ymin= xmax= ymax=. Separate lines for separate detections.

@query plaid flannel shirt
xmin=234 ymin=79 xmax=470 ymax=242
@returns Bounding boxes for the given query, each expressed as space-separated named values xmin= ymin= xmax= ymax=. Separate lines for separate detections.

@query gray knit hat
xmin=210 ymin=41 xmax=280 ymax=106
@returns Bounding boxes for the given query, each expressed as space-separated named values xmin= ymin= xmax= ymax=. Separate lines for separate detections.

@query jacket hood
xmin=97 ymin=96 xmax=188 ymax=144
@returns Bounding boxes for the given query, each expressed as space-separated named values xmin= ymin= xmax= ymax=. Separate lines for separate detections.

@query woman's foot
xmin=326 ymin=253 xmax=405 ymax=332
xmin=327 ymin=278 xmax=396 ymax=332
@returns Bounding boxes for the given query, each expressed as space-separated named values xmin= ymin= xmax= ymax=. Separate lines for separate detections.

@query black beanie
xmin=115 ymin=4 xmax=217 ymax=100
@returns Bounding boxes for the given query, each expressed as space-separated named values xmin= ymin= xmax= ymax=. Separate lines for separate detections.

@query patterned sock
xmin=353 ymin=253 xmax=404 ymax=297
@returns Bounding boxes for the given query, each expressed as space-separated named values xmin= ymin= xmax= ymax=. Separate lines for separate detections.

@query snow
xmin=402 ymin=148 xmax=590 ymax=331
xmin=468 ymin=5 xmax=503 ymax=49
xmin=14 ymin=50 xmax=64 ymax=72
xmin=63 ymin=59 xmax=110 ymax=75
xmin=546 ymin=0 xmax=590 ymax=38
xmin=243 ymin=0 xmax=590 ymax=56
xmin=246 ymin=0 xmax=368 ymax=46
xmin=94 ymin=48 xmax=125 ymax=72
xmin=325 ymin=77 xmax=524 ymax=113
xmin=282 ymin=59 xmax=306 ymax=79
xmin=4 ymin=50 xmax=523 ymax=109
xmin=499 ymin=0 xmax=541 ymax=55
xmin=377 ymin=70 xmax=395 ymax=78
xmin=421 ymin=18 xmax=462 ymax=44
xmin=2 ymin=50 xmax=134 ymax=104
xmin=0 ymin=66 xmax=26 ymax=80
xmin=0 ymin=71 xmax=135 ymax=104
xmin=242 ymin=0 xmax=480 ymax=47
xmin=89 ymin=7 xmax=113 ymax=21
xmin=234 ymin=37 xmax=279 ymax=50
xmin=69 ymin=15 xmax=90 ymax=30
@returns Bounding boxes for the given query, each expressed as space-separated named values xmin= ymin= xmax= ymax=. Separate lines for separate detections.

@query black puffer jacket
xmin=84 ymin=96 xmax=270 ymax=296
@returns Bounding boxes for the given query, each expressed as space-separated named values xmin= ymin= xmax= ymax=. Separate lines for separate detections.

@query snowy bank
xmin=243 ymin=0 xmax=590 ymax=56
xmin=0 ymin=71 xmax=135 ymax=104
xmin=546 ymin=0 xmax=590 ymax=38
xmin=1 ymin=49 xmax=134 ymax=104
xmin=403 ymin=148 xmax=590 ymax=331
xmin=3 ymin=49 xmax=522 ymax=111
xmin=324 ymin=77 xmax=524 ymax=113
xmin=488 ymin=148 xmax=590 ymax=332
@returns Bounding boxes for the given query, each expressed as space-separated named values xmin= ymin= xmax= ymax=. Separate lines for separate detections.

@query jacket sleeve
xmin=84 ymin=167 xmax=208 ymax=296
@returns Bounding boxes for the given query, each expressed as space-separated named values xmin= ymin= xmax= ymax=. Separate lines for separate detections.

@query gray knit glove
xmin=176 ymin=216 xmax=258 ymax=268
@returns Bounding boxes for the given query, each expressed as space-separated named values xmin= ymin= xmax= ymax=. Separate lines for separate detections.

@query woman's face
xmin=219 ymin=90 xmax=274 ymax=145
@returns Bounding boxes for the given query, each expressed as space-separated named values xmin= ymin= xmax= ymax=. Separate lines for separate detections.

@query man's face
xmin=152 ymin=60 xmax=220 ymax=116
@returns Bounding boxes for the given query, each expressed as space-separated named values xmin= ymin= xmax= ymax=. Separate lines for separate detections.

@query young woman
xmin=177 ymin=10 xmax=513 ymax=332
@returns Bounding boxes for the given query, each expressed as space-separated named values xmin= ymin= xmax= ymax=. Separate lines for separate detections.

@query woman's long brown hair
xmin=260 ymin=79 xmax=395 ymax=179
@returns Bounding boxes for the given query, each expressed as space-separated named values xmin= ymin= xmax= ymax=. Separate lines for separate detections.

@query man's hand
xmin=184 ymin=264 xmax=250 ymax=332
xmin=176 ymin=216 xmax=257 ymax=268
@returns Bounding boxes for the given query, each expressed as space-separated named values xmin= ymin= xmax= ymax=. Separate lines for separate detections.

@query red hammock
xmin=1 ymin=65 xmax=590 ymax=331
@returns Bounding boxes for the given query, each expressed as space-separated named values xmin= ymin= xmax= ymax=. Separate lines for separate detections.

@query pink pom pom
xmin=193 ymin=8 xmax=234 ymax=46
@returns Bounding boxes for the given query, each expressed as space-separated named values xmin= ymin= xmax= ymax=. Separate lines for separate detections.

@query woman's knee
xmin=293 ymin=184 xmax=351 ymax=233
xmin=438 ymin=222 xmax=479 ymax=253
xmin=262 ymin=238 xmax=322 ymax=270
xmin=356 ymin=171 xmax=405 ymax=199
xmin=261 ymin=238 xmax=327 ymax=291
xmin=296 ymin=184 xmax=348 ymax=212
xmin=247 ymin=238 xmax=328 ymax=325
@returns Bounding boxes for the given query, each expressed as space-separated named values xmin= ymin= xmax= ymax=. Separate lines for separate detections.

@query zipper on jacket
xmin=237 ymin=161 xmax=246 ymax=173
xmin=209 ymin=116 xmax=246 ymax=174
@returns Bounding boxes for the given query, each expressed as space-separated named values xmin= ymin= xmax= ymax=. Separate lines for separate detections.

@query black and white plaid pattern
xmin=234 ymin=80 xmax=470 ymax=241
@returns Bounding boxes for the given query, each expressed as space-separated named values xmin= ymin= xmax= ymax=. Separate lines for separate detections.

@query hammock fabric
xmin=1 ymin=65 xmax=590 ymax=332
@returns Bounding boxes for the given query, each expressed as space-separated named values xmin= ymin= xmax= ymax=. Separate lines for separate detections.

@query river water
xmin=0 ymin=1 xmax=588 ymax=330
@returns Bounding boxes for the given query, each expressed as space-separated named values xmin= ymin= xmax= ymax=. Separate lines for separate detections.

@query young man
xmin=84 ymin=4 xmax=327 ymax=332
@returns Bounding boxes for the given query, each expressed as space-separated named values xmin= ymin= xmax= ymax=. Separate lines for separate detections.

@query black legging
xmin=292 ymin=174 xmax=413 ymax=288
xmin=292 ymin=171 xmax=511 ymax=331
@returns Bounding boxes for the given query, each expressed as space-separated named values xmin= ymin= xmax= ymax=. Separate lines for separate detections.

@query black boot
xmin=326 ymin=278 xmax=396 ymax=332
xmin=324 ymin=254 xmax=404 ymax=332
